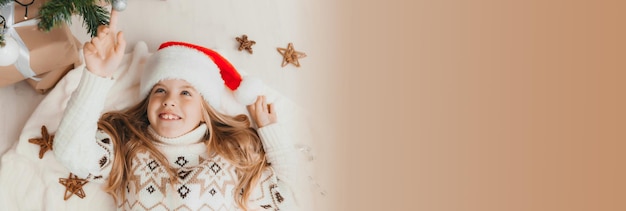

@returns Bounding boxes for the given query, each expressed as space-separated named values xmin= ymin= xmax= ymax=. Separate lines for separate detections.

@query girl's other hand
xmin=246 ymin=96 xmax=277 ymax=128
xmin=83 ymin=9 xmax=126 ymax=78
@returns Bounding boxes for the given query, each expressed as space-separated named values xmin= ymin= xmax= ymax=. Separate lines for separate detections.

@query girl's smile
xmin=159 ymin=112 xmax=182 ymax=120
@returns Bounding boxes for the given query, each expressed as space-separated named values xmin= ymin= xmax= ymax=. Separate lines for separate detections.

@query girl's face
xmin=147 ymin=79 xmax=205 ymax=138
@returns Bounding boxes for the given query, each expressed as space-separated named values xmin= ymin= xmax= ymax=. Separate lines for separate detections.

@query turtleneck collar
xmin=148 ymin=123 xmax=208 ymax=146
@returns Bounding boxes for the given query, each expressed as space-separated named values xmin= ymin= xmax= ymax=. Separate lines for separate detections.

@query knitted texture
xmin=119 ymin=125 xmax=285 ymax=210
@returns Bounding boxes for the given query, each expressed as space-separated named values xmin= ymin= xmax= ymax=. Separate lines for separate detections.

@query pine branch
xmin=38 ymin=0 xmax=74 ymax=33
xmin=37 ymin=0 xmax=113 ymax=37
xmin=74 ymin=1 xmax=109 ymax=37
xmin=0 ymin=0 xmax=12 ymax=8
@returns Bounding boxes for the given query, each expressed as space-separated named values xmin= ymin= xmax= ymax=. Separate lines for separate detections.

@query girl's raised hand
xmin=83 ymin=10 xmax=126 ymax=78
xmin=247 ymin=96 xmax=277 ymax=128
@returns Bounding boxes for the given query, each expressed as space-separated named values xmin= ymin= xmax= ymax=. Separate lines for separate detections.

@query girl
xmin=53 ymin=10 xmax=298 ymax=210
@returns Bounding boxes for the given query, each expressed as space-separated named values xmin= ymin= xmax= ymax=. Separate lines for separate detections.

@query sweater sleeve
xmin=247 ymin=167 xmax=297 ymax=210
xmin=253 ymin=123 xmax=302 ymax=209
xmin=257 ymin=124 xmax=296 ymax=182
xmin=53 ymin=69 xmax=116 ymax=182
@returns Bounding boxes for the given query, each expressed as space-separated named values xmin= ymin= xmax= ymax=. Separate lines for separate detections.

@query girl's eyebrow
xmin=153 ymin=83 xmax=196 ymax=90
xmin=180 ymin=85 xmax=197 ymax=91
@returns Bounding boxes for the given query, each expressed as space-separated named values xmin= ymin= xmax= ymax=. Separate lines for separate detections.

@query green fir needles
xmin=0 ymin=0 xmax=112 ymax=37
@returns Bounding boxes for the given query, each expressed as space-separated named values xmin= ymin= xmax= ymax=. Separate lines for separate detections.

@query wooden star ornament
xmin=277 ymin=42 xmax=307 ymax=67
xmin=28 ymin=125 xmax=54 ymax=159
xmin=59 ymin=173 xmax=89 ymax=200
xmin=236 ymin=34 xmax=256 ymax=54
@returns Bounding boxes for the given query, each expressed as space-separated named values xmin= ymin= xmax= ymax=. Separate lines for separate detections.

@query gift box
xmin=0 ymin=22 xmax=81 ymax=93
xmin=25 ymin=32 xmax=82 ymax=94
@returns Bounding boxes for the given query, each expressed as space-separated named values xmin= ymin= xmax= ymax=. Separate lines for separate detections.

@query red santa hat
xmin=140 ymin=41 xmax=263 ymax=110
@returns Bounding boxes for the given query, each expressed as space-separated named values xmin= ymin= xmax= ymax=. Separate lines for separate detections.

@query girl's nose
xmin=163 ymin=95 xmax=176 ymax=107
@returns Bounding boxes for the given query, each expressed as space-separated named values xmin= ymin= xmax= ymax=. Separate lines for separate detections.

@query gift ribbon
xmin=1 ymin=2 xmax=40 ymax=81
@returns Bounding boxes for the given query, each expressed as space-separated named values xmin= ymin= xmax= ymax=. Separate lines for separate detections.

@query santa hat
xmin=140 ymin=41 xmax=263 ymax=110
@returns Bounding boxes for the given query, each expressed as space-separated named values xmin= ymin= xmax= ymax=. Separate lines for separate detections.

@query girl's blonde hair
xmin=97 ymin=94 xmax=267 ymax=209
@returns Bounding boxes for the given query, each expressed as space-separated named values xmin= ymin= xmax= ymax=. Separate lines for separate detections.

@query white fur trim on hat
xmin=235 ymin=76 xmax=264 ymax=105
xmin=140 ymin=45 xmax=225 ymax=109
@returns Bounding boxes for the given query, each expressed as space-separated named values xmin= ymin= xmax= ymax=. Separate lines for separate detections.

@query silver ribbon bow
xmin=1 ymin=2 xmax=40 ymax=81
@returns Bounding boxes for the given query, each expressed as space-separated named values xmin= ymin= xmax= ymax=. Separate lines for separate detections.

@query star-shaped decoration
xmin=28 ymin=125 xmax=54 ymax=159
xmin=277 ymin=42 xmax=307 ymax=67
xmin=59 ymin=173 xmax=89 ymax=200
xmin=236 ymin=34 xmax=256 ymax=54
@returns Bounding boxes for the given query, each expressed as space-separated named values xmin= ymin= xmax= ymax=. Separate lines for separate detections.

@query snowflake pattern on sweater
xmin=120 ymin=151 xmax=282 ymax=210
xmin=89 ymin=125 xmax=288 ymax=211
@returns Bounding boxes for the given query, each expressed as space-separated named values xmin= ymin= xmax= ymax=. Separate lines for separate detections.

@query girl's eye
xmin=181 ymin=90 xmax=191 ymax=96
xmin=154 ymin=88 xmax=165 ymax=93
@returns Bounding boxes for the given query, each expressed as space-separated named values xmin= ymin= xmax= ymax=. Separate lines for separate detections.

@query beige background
xmin=330 ymin=0 xmax=626 ymax=210
xmin=1 ymin=0 xmax=625 ymax=210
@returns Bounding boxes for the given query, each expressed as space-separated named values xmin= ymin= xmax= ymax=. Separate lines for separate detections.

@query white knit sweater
xmin=54 ymin=70 xmax=299 ymax=210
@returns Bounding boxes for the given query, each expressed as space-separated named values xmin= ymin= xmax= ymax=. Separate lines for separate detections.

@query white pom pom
xmin=234 ymin=76 xmax=264 ymax=105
